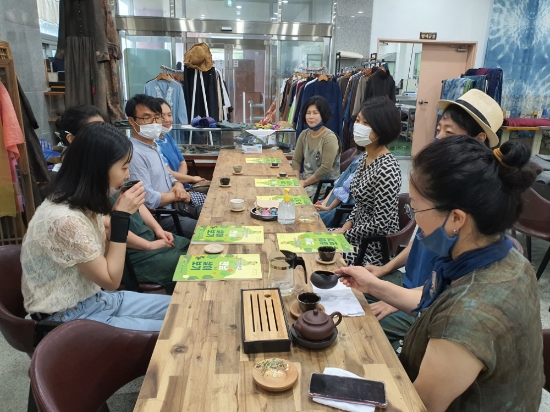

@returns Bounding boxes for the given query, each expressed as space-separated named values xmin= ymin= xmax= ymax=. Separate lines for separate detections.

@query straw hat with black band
xmin=438 ymin=89 xmax=503 ymax=148
xmin=184 ymin=43 xmax=214 ymax=72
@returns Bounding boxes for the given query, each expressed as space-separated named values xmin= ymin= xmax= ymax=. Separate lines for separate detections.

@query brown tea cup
xmin=279 ymin=171 xmax=287 ymax=178
xmin=297 ymin=292 xmax=321 ymax=312
xmin=120 ymin=180 xmax=140 ymax=193
xmin=318 ymin=246 xmax=336 ymax=262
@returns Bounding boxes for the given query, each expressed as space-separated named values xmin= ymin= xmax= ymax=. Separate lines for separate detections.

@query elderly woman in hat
xmin=360 ymin=89 xmax=506 ymax=354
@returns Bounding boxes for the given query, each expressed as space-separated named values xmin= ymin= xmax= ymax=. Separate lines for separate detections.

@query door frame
xmin=377 ymin=39 xmax=477 ymax=155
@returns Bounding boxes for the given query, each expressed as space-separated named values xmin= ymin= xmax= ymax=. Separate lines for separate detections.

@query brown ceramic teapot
xmin=293 ymin=309 xmax=343 ymax=341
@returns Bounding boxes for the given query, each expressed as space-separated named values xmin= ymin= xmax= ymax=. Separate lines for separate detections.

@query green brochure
xmin=245 ymin=158 xmax=282 ymax=164
xmin=173 ymin=254 xmax=262 ymax=281
xmin=191 ymin=225 xmax=264 ymax=244
xmin=255 ymin=178 xmax=300 ymax=187
xmin=277 ymin=232 xmax=354 ymax=253
xmin=256 ymin=195 xmax=312 ymax=206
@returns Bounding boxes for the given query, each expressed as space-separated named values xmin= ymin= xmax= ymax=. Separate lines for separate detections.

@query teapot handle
xmin=330 ymin=311 xmax=343 ymax=327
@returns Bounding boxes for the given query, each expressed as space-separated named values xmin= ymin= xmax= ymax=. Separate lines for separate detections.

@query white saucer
xmin=204 ymin=244 xmax=224 ymax=254
xmin=231 ymin=207 xmax=245 ymax=212
xmin=270 ymin=165 xmax=280 ymax=168
xmin=315 ymin=256 xmax=336 ymax=265
xmin=233 ymin=171 xmax=243 ymax=175
xmin=219 ymin=183 xmax=232 ymax=187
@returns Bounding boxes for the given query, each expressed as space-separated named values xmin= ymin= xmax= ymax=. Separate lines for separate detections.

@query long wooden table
xmin=135 ymin=149 xmax=426 ymax=412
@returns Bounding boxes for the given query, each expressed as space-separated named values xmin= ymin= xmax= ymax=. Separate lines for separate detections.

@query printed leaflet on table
xmin=255 ymin=178 xmax=300 ymax=187
xmin=277 ymin=232 xmax=354 ymax=253
xmin=245 ymin=158 xmax=282 ymax=164
xmin=173 ymin=254 xmax=262 ymax=281
xmin=191 ymin=225 xmax=264 ymax=244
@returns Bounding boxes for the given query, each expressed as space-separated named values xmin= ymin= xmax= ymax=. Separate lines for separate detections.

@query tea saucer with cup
xmin=230 ymin=198 xmax=245 ymax=212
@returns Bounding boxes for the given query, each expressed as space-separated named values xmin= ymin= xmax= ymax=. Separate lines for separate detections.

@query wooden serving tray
xmin=241 ymin=288 xmax=291 ymax=354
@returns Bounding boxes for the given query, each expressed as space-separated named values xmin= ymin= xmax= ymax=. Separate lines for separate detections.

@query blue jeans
xmin=45 ymin=291 xmax=171 ymax=331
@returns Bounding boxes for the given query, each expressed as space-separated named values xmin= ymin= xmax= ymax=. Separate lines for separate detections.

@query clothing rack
xmin=295 ymin=66 xmax=325 ymax=74
xmin=361 ymin=59 xmax=386 ymax=68
xmin=160 ymin=65 xmax=183 ymax=75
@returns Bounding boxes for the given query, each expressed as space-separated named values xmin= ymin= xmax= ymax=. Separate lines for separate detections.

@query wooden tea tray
xmin=241 ymin=288 xmax=291 ymax=354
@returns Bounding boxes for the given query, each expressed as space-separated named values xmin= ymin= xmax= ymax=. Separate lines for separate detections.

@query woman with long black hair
xmin=22 ymin=122 xmax=171 ymax=331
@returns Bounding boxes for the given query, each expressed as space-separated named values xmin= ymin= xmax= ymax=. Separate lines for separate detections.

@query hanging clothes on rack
xmin=144 ymin=69 xmax=189 ymax=124
xmin=464 ymin=68 xmax=503 ymax=105
xmin=364 ymin=68 xmax=396 ymax=103
xmin=101 ymin=0 xmax=125 ymax=123
xmin=182 ymin=44 xmax=220 ymax=122
xmin=0 ymin=81 xmax=25 ymax=217
xmin=295 ymin=76 xmax=343 ymax=140
xmin=56 ymin=0 xmax=109 ymax=118
xmin=214 ymin=68 xmax=232 ymax=121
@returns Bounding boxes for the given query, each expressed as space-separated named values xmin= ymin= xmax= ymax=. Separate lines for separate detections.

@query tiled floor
xmin=1 ymin=158 xmax=549 ymax=411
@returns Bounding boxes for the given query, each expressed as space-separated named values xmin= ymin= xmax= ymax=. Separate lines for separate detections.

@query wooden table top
xmin=135 ymin=149 xmax=426 ymax=412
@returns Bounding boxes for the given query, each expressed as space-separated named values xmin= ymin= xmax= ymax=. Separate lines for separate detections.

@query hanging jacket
xmin=183 ymin=67 xmax=220 ymax=122
xmin=364 ymin=69 xmax=396 ymax=103
xmin=144 ymin=79 xmax=188 ymax=124
xmin=295 ymin=79 xmax=343 ymax=140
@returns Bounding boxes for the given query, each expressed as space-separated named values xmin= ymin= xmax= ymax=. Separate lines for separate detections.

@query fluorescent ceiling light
xmin=271 ymin=17 xmax=277 ymax=20
xmin=358 ymin=11 xmax=363 ymax=13
xmin=274 ymin=12 xmax=278 ymax=15
xmin=236 ymin=11 xmax=240 ymax=15
xmin=236 ymin=5 xmax=242 ymax=8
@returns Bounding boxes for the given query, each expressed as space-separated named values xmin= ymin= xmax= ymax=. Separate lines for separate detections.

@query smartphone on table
xmin=308 ymin=372 xmax=387 ymax=408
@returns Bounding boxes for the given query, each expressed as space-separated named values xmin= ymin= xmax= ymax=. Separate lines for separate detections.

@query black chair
xmin=147 ymin=208 xmax=185 ymax=237
xmin=119 ymin=251 xmax=165 ymax=294
xmin=311 ymin=179 xmax=336 ymax=204
xmin=353 ymin=193 xmax=416 ymax=266
xmin=186 ymin=159 xmax=199 ymax=176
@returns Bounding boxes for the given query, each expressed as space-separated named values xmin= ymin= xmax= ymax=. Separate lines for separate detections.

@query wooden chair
xmin=512 ymin=188 xmax=550 ymax=280
xmin=353 ymin=193 xmax=416 ymax=266
xmin=185 ymin=159 xmax=199 ymax=176
xmin=29 ymin=320 xmax=158 ymax=412
xmin=0 ymin=245 xmax=61 ymax=412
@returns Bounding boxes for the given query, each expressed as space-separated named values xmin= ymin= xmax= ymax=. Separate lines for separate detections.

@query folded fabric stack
xmin=503 ymin=118 xmax=550 ymax=127
xmin=190 ymin=116 xmax=217 ymax=128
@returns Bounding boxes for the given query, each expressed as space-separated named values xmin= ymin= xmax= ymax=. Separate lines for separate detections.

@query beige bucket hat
xmin=184 ymin=43 xmax=214 ymax=72
xmin=438 ymin=89 xmax=503 ymax=147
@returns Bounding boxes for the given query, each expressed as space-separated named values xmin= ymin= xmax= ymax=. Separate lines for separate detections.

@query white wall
xmin=370 ymin=0 xmax=494 ymax=67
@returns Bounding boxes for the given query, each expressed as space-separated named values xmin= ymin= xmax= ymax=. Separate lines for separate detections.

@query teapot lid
xmin=301 ymin=309 xmax=329 ymax=326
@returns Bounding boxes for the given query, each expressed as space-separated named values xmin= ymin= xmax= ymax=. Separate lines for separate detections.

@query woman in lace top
xmin=331 ymin=97 xmax=402 ymax=266
xmin=21 ymin=122 xmax=172 ymax=331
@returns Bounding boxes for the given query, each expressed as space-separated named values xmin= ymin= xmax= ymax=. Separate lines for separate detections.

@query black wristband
xmin=110 ymin=213 xmax=130 ymax=243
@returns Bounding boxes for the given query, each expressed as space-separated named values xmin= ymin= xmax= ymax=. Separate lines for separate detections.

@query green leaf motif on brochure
xmin=173 ymin=254 xmax=262 ymax=281
xmin=191 ymin=225 xmax=264 ymax=244
xmin=245 ymin=158 xmax=282 ymax=164
xmin=256 ymin=195 xmax=312 ymax=206
xmin=255 ymin=178 xmax=300 ymax=187
xmin=277 ymin=232 xmax=354 ymax=253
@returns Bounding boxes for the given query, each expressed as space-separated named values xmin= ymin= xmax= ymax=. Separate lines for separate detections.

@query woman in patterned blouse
xmin=332 ymin=97 xmax=402 ymax=266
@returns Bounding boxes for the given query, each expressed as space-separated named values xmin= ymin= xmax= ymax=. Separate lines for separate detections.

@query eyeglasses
xmin=135 ymin=115 xmax=161 ymax=124
xmin=404 ymin=204 xmax=437 ymax=220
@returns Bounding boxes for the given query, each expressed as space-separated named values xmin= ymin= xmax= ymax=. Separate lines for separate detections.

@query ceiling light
xmin=358 ymin=11 xmax=363 ymax=13
xmin=236 ymin=18 xmax=241 ymax=21
xmin=271 ymin=17 xmax=277 ymax=20
xmin=351 ymin=15 xmax=355 ymax=17
xmin=274 ymin=12 xmax=278 ymax=15
xmin=236 ymin=5 xmax=242 ymax=8
xmin=282 ymin=0 xmax=288 ymax=2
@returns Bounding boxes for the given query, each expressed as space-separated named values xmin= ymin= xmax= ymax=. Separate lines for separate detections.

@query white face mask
xmin=134 ymin=123 xmax=162 ymax=140
xmin=353 ymin=123 xmax=375 ymax=146
xmin=161 ymin=125 xmax=172 ymax=134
